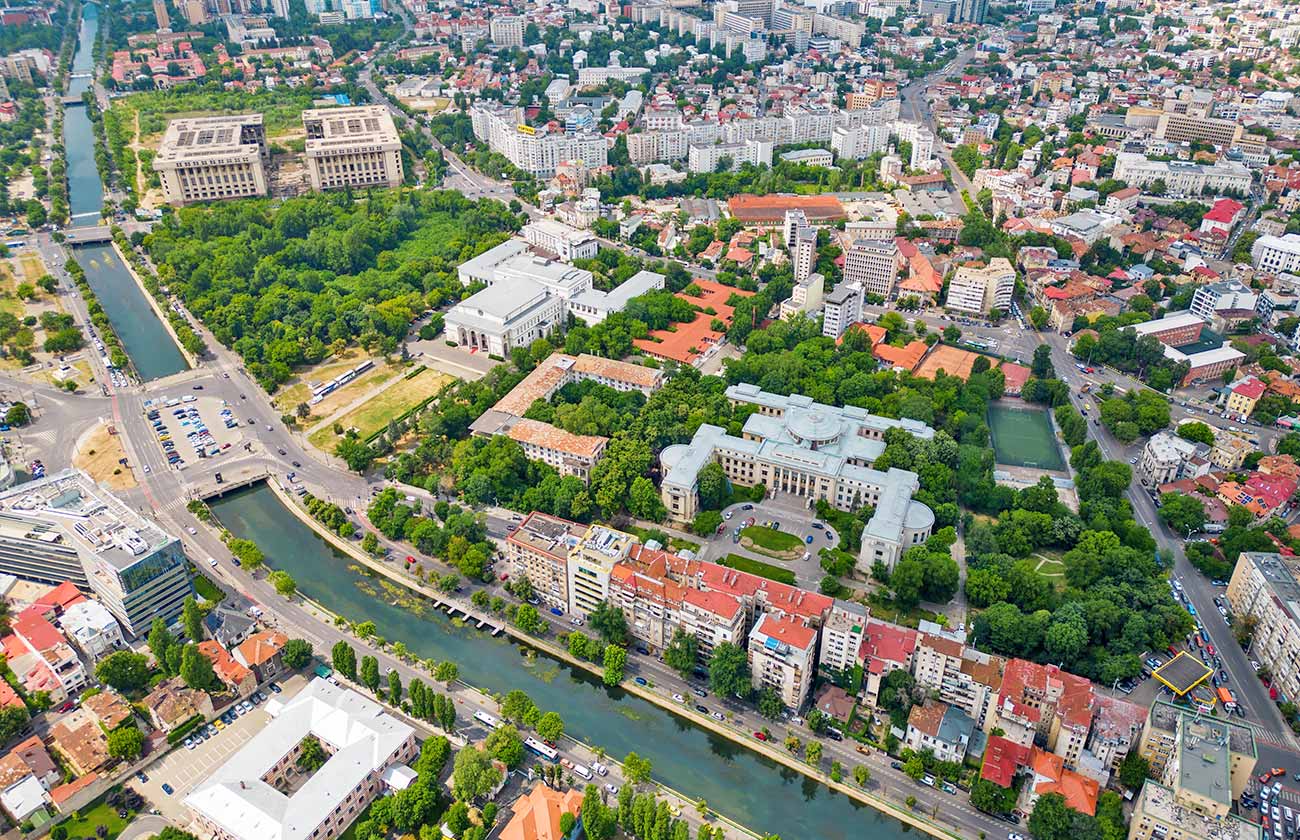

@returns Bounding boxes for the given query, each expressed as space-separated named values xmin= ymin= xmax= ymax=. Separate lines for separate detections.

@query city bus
xmin=473 ymin=710 xmax=500 ymax=730
xmin=524 ymin=737 xmax=559 ymax=762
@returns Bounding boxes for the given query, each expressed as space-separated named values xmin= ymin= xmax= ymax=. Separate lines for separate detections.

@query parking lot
xmin=142 ymin=394 xmax=246 ymax=471
xmin=702 ymin=494 xmax=841 ymax=590
xmin=130 ymin=676 xmax=304 ymax=820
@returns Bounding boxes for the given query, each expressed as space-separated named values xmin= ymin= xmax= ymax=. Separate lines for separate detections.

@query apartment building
xmin=912 ymin=633 xmax=1005 ymax=729
xmin=842 ymin=240 xmax=900 ymax=299
xmin=945 ymin=258 xmax=1016 ymax=316
xmin=748 ymin=613 xmax=817 ymax=708
xmin=861 ymin=620 xmax=917 ymax=707
xmin=1251 ymin=233 xmax=1300 ymax=275
xmin=658 ymin=385 xmax=935 ymax=572
xmin=989 ymin=659 xmax=1095 ymax=768
xmin=831 ymin=123 xmax=889 ymax=161
xmin=1226 ymin=552 xmax=1300 ymax=704
xmin=780 ymin=271 xmax=825 ymax=319
xmin=471 ymin=103 xmax=607 ymax=178
xmin=1130 ymin=703 xmax=1260 ymax=840
xmin=0 ymin=469 xmax=193 ymax=637
xmin=1 ymin=608 xmax=88 ymax=704
xmin=905 ymin=701 xmax=975 ymax=764
xmin=1190 ymin=282 xmax=1258 ymax=322
xmin=822 ymin=283 xmax=863 ymax=339
xmin=566 ymin=526 xmax=637 ymax=617
xmin=506 ymin=513 xmax=587 ymax=610
xmin=489 ymin=15 xmax=524 ymax=47
xmin=787 ymin=211 xmax=817 ymax=284
xmin=687 ymin=139 xmax=773 ymax=174
xmin=187 ymin=679 xmax=418 ymax=840
xmin=1154 ymin=111 xmax=1244 ymax=147
xmin=522 ymin=219 xmax=599 ymax=262
xmin=153 ymin=114 xmax=269 ymax=204
xmin=302 ymin=106 xmax=403 ymax=192
xmin=846 ymin=78 xmax=898 ymax=108
xmin=817 ymin=600 xmax=866 ymax=674
xmin=1138 ymin=431 xmax=1204 ymax=487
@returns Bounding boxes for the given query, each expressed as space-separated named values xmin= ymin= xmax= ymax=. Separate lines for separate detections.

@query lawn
xmin=719 ymin=553 xmax=796 ymax=585
xmin=192 ymin=572 xmax=225 ymax=603
xmin=58 ymin=794 xmax=134 ymax=840
xmin=866 ymin=592 xmax=944 ymax=630
xmin=741 ymin=525 xmax=803 ymax=552
xmin=309 ymin=368 xmax=451 ymax=452
xmin=271 ymin=349 xmax=398 ymax=415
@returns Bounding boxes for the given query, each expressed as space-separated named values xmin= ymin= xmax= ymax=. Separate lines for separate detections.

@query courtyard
xmin=698 ymin=493 xmax=842 ymax=591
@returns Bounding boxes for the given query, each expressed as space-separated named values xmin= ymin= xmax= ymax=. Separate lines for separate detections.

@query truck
xmin=1218 ymin=686 xmax=1237 ymax=711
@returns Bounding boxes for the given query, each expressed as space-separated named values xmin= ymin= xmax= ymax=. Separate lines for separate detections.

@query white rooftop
xmin=186 ymin=679 xmax=414 ymax=840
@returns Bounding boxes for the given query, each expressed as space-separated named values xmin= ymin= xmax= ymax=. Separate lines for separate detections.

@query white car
xmin=187 ymin=526 xmax=197 ymax=535
xmin=605 ymin=784 xmax=620 ymax=795
xmin=672 ymin=693 xmax=685 ymax=703
xmin=143 ymin=464 xmax=150 ymax=474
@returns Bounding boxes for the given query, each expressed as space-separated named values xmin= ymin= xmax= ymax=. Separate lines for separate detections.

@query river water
xmin=62 ymin=3 xmax=189 ymax=380
xmin=210 ymin=483 xmax=917 ymax=840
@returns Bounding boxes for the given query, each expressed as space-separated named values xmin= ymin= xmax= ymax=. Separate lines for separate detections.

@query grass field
xmin=309 ymin=368 xmax=451 ymax=452
xmin=988 ymin=404 xmax=1065 ymax=470
xmin=272 ymin=349 xmax=400 ymax=415
xmin=193 ymin=572 xmax=225 ymax=603
xmin=720 ymin=553 xmax=796 ymax=585
xmin=59 ymin=795 xmax=134 ymax=840
xmin=741 ymin=525 xmax=804 ymax=553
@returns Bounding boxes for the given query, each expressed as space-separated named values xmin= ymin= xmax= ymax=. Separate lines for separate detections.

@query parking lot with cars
xmin=130 ymin=679 xmax=294 ymax=819
xmin=698 ymin=496 xmax=840 ymax=590
xmin=142 ymin=393 xmax=247 ymax=471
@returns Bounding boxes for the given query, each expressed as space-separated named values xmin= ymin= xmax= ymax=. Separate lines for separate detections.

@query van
xmin=921 ymin=775 xmax=935 ymax=787
xmin=572 ymin=764 xmax=593 ymax=780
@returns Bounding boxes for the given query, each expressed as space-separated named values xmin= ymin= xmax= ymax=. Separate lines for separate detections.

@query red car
xmin=499 ymin=573 xmax=509 ymax=581
xmin=753 ymin=731 xmax=768 ymax=741
xmin=1207 ymin=644 xmax=1216 ymax=656
xmin=405 ymin=555 xmax=415 ymax=564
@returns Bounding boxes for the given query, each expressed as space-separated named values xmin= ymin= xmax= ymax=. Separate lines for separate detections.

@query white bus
xmin=524 ymin=738 xmax=559 ymax=762
xmin=473 ymin=710 xmax=499 ymax=730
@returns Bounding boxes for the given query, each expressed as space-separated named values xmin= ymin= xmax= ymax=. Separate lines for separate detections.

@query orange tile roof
xmin=634 ymin=279 xmax=754 ymax=365
xmin=1030 ymin=748 xmax=1100 ymax=815
xmin=507 ymin=418 xmax=606 ymax=460
xmin=907 ymin=701 xmax=948 ymax=737
xmin=500 ymin=782 xmax=584 ymax=840
xmin=236 ymin=630 xmax=287 ymax=668
xmin=753 ymin=613 xmax=816 ymax=651
xmin=900 ymin=253 xmax=943 ymax=295
xmin=727 ymin=193 xmax=846 ymax=224
xmin=197 ymin=640 xmax=253 ymax=689
xmin=874 ymin=340 xmax=929 ymax=371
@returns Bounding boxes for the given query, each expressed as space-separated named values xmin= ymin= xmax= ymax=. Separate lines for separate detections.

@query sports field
xmin=987 ymin=404 xmax=1065 ymax=470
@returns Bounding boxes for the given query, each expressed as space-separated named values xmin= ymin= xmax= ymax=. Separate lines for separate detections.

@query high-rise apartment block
xmin=302 ymin=106 xmax=403 ymax=191
xmin=153 ymin=114 xmax=269 ymax=204
xmin=489 ymin=15 xmax=525 ymax=47
xmin=843 ymin=240 xmax=900 ymax=299
xmin=945 ymin=258 xmax=1016 ymax=315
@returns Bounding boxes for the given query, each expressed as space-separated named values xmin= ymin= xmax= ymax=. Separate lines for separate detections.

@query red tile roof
xmin=981 ymin=735 xmax=1031 ymax=788
xmin=753 ymin=613 xmax=816 ymax=651
xmin=860 ymin=620 xmax=917 ymax=668
xmin=236 ymin=630 xmax=287 ymax=668
xmin=1233 ymin=377 xmax=1267 ymax=400
xmin=33 ymin=581 xmax=85 ymax=612
xmin=1204 ymin=198 xmax=1244 ymax=224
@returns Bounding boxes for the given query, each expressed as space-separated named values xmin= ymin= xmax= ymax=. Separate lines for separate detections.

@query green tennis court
xmin=988 ymin=404 xmax=1065 ymax=470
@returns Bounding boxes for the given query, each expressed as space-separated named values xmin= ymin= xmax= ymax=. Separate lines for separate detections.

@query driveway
xmin=706 ymin=496 xmax=841 ymax=590
xmin=118 ymin=815 xmax=172 ymax=840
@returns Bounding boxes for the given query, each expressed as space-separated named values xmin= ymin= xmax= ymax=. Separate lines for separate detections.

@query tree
xmin=180 ymin=644 xmax=218 ymax=691
xmin=1176 ymin=422 xmax=1215 ymax=446
xmin=147 ymin=617 xmax=179 ymax=674
xmin=501 ymin=689 xmax=537 ymax=725
xmin=536 ymin=711 xmax=564 ymax=742
xmin=757 ymin=687 xmax=783 ymax=718
xmin=903 ymin=754 xmax=925 ymax=781
xmin=971 ymin=779 xmax=1016 ymax=814
xmin=269 ymin=570 xmax=297 ymax=597
xmin=182 ymin=596 xmax=203 ymax=642
xmin=433 ymin=660 xmax=458 ymax=686
xmin=805 ymin=741 xmax=822 ymax=765
xmin=853 ymin=765 xmax=870 ymax=787
xmin=1029 ymin=306 xmax=1049 ymax=330
xmin=1118 ymin=751 xmax=1150 ymax=789
xmin=360 ymin=655 xmax=380 ymax=694
xmin=603 ymin=645 xmax=627 ymax=686
xmin=696 ymin=462 xmax=729 ymax=510
xmin=1158 ymin=493 xmax=1206 ymax=535
xmin=95 ymin=651 xmax=151 ymax=693
xmin=1031 ymin=344 xmax=1055 ymax=379
xmin=0 ymin=706 xmax=28 ymax=743
xmin=4 ymin=403 xmax=29 ymax=427
xmin=296 ymin=735 xmax=327 ymax=771
xmin=663 ymin=629 xmax=699 ymax=678
xmin=485 ymin=724 xmax=525 ymax=768
xmin=452 ymin=746 xmax=502 ymax=801
xmin=282 ymin=639 xmax=313 ymax=670
xmin=514 ymin=604 xmax=543 ymax=634
xmin=708 ymin=642 xmax=750 ymax=698
xmin=623 ymin=751 xmax=653 ymax=785
xmin=1027 ymin=793 xmax=1076 ymax=840
xmin=107 ymin=726 xmax=144 ymax=760
xmin=589 ymin=601 xmax=628 ymax=645
xmin=331 ymin=641 xmax=357 ymax=681
xmin=387 ymin=669 xmax=402 ymax=705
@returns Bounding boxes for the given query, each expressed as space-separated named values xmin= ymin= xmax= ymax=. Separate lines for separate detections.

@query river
xmin=209 ymin=483 xmax=917 ymax=840
xmin=61 ymin=3 xmax=189 ymax=380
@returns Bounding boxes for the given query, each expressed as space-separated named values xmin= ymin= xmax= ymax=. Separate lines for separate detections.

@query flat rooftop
xmin=0 ymin=468 xmax=175 ymax=572
xmin=1152 ymin=651 xmax=1213 ymax=696
xmin=303 ymin=105 xmax=400 ymax=151
xmin=155 ymin=114 xmax=264 ymax=163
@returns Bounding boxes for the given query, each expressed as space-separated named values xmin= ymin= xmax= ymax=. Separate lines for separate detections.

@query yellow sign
xmin=517 ymin=124 xmax=535 ymax=135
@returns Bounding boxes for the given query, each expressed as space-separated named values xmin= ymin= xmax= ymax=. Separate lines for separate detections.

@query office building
xmin=1112 ymin=153 xmax=1252 ymax=197
xmin=1130 ymin=703 xmax=1260 ymax=840
xmin=846 ymin=79 xmax=897 ymax=108
xmin=522 ymin=219 xmax=599 ymax=262
xmin=0 ymin=470 xmax=193 ymax=637
xmin=1251 ymin=233 xmax=1300 ymax=275
xmin=489 ymin=15 xmax=524 ymax=47
xmin=1227 ymin=552 xmax=1300 ymax=706
xmin=822 ymin=283 xmax=863 ymax=339
xmin=946 ymin=258 xmax=1015 ymax=315
xmin=748 ymin=613 xmax=816 ymax=708
xmin=566 ymin=525 xmax=636 ymax=617
xmin=1154 ymin=112 xmax=1244 ymax=148
xmin=843 ymin=240 xmax=900 ymax=299
xmin=957 ymin=0 xmax=987 ymax=22
xmin=658 ymin=385 xmax=934 ymax=572
xmin=302 ymin=106 xmax=403 ymax=192
xmin=153 ymin=114 xmax=269 ymax=204
xmin=505 ymin=512 xmax=586 ymax=610
xmin=186 ymin=679 xmax=418 ymax=840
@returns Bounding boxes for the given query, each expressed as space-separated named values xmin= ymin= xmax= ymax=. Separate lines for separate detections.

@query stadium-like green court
xmin=988 ymin=404 xmax=1066 ymax=470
